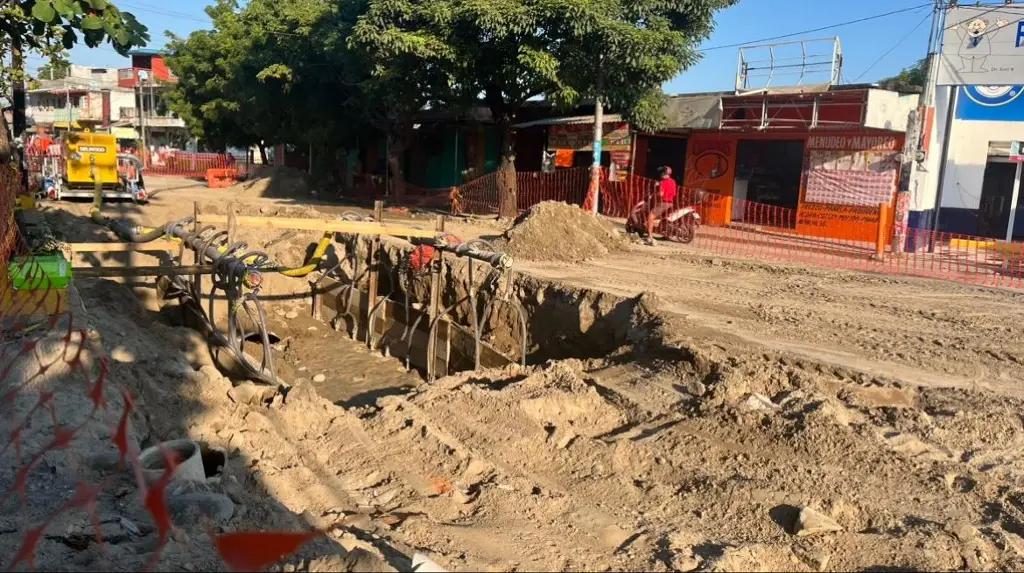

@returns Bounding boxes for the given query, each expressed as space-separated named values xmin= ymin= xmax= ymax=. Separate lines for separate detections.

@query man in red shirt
xmin=646 ymin=165 xmax=678 ymax=244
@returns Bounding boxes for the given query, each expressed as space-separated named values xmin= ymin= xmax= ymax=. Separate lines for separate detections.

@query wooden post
xmin=426 ymin=215 xmax=445 ymax=381
xmin=193 ymin=202 xmax=202 ymax=295
xmin=875 ymin=202 xmax=888 ymax=260
xmin=226 ymin=207 xmax=237 ymax=246
xmin=366 ymin=200 xmax=384 ymax=348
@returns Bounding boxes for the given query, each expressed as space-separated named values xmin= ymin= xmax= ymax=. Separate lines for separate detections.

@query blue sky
xmin=35 ymin=0 xmax=934 ymax=92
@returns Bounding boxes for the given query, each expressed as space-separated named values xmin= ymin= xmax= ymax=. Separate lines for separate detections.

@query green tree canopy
xmin=2 ymin=0 xmax=149 ymax=160
xmin=37 ymin=57 xmax=70 ymax=80
xmin=881 ymin=57 xmax=927 ymax=90
xmin=351 ymin=0 xmax=734 ymax=216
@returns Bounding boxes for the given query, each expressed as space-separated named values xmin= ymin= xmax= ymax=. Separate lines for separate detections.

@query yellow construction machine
xmin=40 ymin=129 xmax=148 ymax=203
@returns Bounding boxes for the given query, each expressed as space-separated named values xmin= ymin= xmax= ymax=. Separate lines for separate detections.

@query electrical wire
xmin=851 ymin=9 xmax=933 ymax=83
xmin=698 ymin=3 xmax=933 ymax=52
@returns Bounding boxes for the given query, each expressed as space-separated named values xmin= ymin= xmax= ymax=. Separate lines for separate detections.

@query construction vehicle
xmin=41 ymin=129 xmax=148 ymax=203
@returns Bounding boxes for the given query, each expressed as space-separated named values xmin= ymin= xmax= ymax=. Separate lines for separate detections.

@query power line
xmin=851 ymin=9 xmax=932 ymax=82
xmin=699 ymin=3 xmax=932 ymax=52
xmin=118 ymin=0 xmax=301 ymax=36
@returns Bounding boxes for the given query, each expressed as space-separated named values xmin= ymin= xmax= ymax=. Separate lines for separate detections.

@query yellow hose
xmin=106 ymin=223 xmax=333 ymax=278
xmin=276 ymin=232 xmax=332 ymax=277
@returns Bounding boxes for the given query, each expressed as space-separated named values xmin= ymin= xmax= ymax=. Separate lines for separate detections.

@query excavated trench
xmin=224 ymin=235 xmax=669 ymax=406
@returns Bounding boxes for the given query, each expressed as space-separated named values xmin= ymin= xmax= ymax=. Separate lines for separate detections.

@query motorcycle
xmin=626 ymin=190 xmax=704 ymax=244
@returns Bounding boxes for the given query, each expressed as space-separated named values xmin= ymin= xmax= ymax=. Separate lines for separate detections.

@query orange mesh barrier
xmin=456 ymin=167 xmax=590 ymax=215
xmin=596 ymin=173 xmax=1024 ymax=290
xmin=0 ymin=164 xmax=321 ymax=569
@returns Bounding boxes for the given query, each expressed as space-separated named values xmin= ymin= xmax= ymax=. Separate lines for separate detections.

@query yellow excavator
xmin=40 ymin=129 xmax=148 ymax=203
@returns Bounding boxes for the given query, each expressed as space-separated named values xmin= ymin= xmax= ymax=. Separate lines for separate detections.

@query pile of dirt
xmin=0 ymin=280 xmax=395 ymax=572
xmin=236 ymin=166 xmax=312 ymax=199
xmin=498 ymin=201 xmax=628 ymax=263
xmin=336 ymin=336 xmax=1024 ymax=572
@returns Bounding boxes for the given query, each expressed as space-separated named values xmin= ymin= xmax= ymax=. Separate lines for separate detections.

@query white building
xmin=26 ymin=65 xmax=136 ymax=135
xmin=909 ymin=85 xmax=1024 ymax=243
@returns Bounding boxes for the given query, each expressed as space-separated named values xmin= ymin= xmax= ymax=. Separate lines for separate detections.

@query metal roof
xmin=513 ymin=114 xmax=623 ymax=129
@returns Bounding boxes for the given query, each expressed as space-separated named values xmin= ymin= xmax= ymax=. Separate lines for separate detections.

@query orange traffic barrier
xmin=205 ymin=168 xmax=238 ymax=189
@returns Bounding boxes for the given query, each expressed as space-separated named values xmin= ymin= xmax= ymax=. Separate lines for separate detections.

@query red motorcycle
xmin=626 ymin=190 xmax=704 ymax=244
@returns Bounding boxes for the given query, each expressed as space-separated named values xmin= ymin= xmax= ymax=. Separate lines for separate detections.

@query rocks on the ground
xmin=167 ymin=492 xmax=236 ymax=525
xmin=945 ymin=519 xmax=978 ymax=541
xmin=451 ymin=482 xmax=477 ymax=505
xmin=285 ymin=380 xmax=319 ymax=404
xmin=672 ymin=553 xmax=701 ymax=572
xmin=794 ymin=506 xmax=843 ymax=537
xmin=312 ymin=373 xmax=327 ymax=383
xmin=228 ymin=382 xmax=272 ymax=405
xmin=120 ymin=517 xmax=141 ymax=536
xmin=679 ymin=379 xmax=708 ymax=397
xmin=740 ymin=393 xmax=780 ymax=412
xmin=285 ymin=310 xmax=300 ymax=320
xmin=86 ymin=451 xmax=124 ymax=473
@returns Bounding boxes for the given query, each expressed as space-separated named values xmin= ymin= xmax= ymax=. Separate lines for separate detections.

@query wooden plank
xmin=197 ymin=214 xmax=437 ymax=239
xmin=366 ymin=200 xmax=384 ymax=349
xmin=69 ymin=240 xmax=179 ymax=253
xmin=74 ymin=265 xmax=214 ymax=278
xmin=426 ymin=215 xmax=445 ymax=381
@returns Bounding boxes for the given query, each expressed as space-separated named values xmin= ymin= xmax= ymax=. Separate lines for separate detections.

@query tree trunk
xmin=386 ymin=134 xmax=406 ymax=200
xmin=258 ymin=143 xmax=268 ymax=164
xmin=0 ymin=111 xmax=12 ymax=165
xmin=496 ymin=118 xmax=517 ymax=219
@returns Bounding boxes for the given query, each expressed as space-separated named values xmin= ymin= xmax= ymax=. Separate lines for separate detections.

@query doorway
xmin=643 ymin=135 xmax=687 ymax=185
xmin=977 ymin=159 xmax=1020 ymax=240
xmin=734 ymin=139 xmax=805 ymax=216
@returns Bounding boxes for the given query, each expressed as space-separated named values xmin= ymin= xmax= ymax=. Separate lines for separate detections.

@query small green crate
xmin=8 ymin=254 xmax=72 ymax=291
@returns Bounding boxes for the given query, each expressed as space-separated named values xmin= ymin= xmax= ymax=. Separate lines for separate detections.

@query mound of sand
xmin=499 ymin=201 xmax=628 ymax=263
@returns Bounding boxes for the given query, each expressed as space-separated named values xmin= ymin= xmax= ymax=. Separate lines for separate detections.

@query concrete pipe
xmin=138 ymin=439 xmax=207 ymax=485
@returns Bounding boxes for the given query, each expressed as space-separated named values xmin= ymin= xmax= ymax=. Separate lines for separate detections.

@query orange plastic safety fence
xmin=0 ymin=165 xmax=319 ymax=570
xmin=595 ymin=172 xmax=1024 ymax=290
xmin=456 ymin=167 xmax=591 ymax=215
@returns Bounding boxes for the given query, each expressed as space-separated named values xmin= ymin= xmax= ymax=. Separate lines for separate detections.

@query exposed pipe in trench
xmin=87 ymin=209 xmax=519 ymax=386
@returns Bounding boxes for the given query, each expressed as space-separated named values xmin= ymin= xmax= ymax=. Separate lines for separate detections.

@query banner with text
xmin=803 ymin=134 xmax=900 ymax=208
xmin=548 ymin=122 xmax=632 ymax=152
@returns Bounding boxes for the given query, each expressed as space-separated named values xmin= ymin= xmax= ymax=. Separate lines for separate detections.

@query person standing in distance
xmin=646 ymin=165 xmax=678 ymax=245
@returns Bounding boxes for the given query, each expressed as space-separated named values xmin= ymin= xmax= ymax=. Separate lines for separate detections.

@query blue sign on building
xmin=956 ymin=85 xmax=1024 ymax=121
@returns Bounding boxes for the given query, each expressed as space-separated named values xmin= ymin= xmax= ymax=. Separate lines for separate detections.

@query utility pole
xmin=64 ymin=77 xmax=70 ymax=128
xmin=137 ymin=76 xmax=148 ymax=167
xmin=586 ymin=56 xmax=604 ymax=216
xmin=12 ymin=37 xmax=26 ymax=137
xmin=899 ymin=0 xmax=947 ymax=252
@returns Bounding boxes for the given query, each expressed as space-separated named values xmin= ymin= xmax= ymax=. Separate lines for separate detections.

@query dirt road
xmin=72 ymin=176 xmax=1024 ymax=398
xmin=18 ymin=180 xmax=1024 ymax=571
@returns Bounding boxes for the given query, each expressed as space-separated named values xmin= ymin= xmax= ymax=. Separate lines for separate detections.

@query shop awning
xmin=662 ymin=94 xmax=723 ymax=130
xmin=513 ymin=114 xmax=624 ymax=129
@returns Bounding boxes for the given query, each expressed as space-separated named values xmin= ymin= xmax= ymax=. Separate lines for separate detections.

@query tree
xmin=166 ymin=0 xmax=367 ymax=172
xmin=352 ymin=0 xmax=734 ymax=218
xmin=881 ymin=57 xmax=927 ymax=90
xmin=1 ymin=0 xmax=149 ymax=160
xmin=37 ymin=57 xmax=70 ymax=80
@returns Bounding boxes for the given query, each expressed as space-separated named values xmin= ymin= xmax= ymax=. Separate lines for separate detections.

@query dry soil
xmin=5 ymin=179 xmax=1024 ymax=572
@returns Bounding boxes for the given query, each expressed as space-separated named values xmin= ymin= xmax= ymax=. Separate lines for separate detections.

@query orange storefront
xmin=636 ymin=88 xmax=909 ymax=244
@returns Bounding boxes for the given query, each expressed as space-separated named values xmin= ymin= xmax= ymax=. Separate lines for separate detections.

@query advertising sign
xmin=803 ymin=135 xmax=901 ymax=208
xmin=955 ymin=85 xmax=1024 ymax=121
xmin=937 ymin=5 xmax=1024 ymax=86
xmin=548 ymin=122 xmax=631 ymax=152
